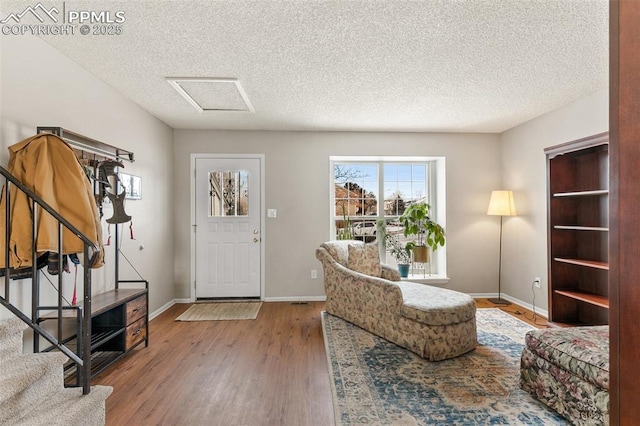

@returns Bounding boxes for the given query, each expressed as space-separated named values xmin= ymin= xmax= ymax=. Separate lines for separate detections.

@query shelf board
xmin=63 ymin=351 xmax=124 ymax=386
xmin=40 ymin=288 xmax=147 ymax=320
xmin=57 ymin=328 xmax=125 ymax=353
xmin=554 ymin=289 xmax=609 ymax=309
xmin=37 ymin=127 xmax=134 ymax=162
xmin=554 ymin=257 xmax=609 ymax=270
xmin=554 ymin=225 xmax=609 ymax=232
xmin=553 ymin=189 xmax=609 ymax=197
xmin=90 ymin=328 xmax=125 ymax=350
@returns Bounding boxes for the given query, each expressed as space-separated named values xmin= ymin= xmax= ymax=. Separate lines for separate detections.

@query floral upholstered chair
xmin=520 ymin=326 xmax=609 ymax=425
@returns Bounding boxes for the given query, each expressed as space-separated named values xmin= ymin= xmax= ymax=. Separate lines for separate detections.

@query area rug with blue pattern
xmin=321 ymin=308 xmax=568 ymax=425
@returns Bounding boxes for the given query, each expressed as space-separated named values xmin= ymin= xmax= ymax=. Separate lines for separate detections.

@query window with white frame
xmin=330 ymin=156 xmax=447 ymax=278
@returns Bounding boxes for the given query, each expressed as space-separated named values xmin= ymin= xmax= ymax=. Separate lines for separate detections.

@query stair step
xmin=0 ymin=318 xmax=27 ymax=362
xmin=8 ymin=385 xmax=113 ymax=426
xmin=0 ymin=318 xmax=111 ymax=425
xmin=0 ymin=352 xmax=67 ymax=423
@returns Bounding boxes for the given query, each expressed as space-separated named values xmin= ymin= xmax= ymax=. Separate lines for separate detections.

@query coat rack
xmin=36 ymin=126 xmax=138 ymax=290
xmin=36 ymin=127 xmax=134 ymax=163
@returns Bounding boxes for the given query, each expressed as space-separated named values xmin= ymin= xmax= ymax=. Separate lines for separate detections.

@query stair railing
xmin=0 ymin=164 xmax=99 ymax=395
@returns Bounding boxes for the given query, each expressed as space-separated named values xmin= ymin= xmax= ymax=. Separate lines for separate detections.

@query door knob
xmin=253 ymin=237 xmax=260 ymax=243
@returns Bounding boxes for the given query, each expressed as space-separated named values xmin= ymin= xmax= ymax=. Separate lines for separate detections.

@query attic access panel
xmin=166 ymin=77 xmax=254 ymax=113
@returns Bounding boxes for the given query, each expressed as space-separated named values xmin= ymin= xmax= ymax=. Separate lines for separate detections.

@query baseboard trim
xmin=150 ymin=296 xmax=331 ymax=319
xmin=149 ymin=300 xmax=176 ymax=320
xmin=470 ymin=293 xmax=548 ymax=319
xmin=264 ymin=296 xmax=327 ymax=303
xmin=152 ymin=294 xmax=546 ymax=319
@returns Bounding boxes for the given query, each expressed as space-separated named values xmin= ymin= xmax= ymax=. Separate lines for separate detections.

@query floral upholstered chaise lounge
xmin=316 ymin=240 xmax=477 ymax=361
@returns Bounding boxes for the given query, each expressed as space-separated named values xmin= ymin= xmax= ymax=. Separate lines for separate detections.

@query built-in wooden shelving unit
xmin=545 ymin=132 xmax=609 ymax=327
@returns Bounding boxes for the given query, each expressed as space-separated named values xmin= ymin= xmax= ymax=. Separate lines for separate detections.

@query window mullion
xmin=377 ymin=161 xmax=383 ymax=219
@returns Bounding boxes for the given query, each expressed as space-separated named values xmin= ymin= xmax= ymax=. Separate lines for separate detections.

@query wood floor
xmin=475 ymin=298 xmax=548 ymax=328
xmin=94 ymin=299 xmax=544 ymax=426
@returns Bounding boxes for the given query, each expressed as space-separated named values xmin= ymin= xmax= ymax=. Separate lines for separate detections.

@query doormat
xmin=175 ymin=302 xmax=262 ymax=321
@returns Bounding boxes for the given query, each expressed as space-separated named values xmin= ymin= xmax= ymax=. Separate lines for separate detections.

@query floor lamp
xmin=487 ymin=190 xmax=516 ymax=305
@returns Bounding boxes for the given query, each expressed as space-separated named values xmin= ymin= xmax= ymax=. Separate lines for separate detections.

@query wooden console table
xmin=40 ymin=286 xmax=148 ymax=385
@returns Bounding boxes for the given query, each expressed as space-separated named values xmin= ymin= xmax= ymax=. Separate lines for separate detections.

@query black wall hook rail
xmin=37 ymin=127 xmax=135 ymax=163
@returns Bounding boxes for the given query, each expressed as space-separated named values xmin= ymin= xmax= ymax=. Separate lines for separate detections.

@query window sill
xmin=401 ymin=275 xmax=450 ymax=285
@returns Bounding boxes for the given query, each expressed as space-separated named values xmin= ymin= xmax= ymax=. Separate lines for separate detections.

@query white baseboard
xmin=149 ymin=298 xmax=197 ymax=320
xmin=152 ymin=294 xmax=546 ymax=320
xmin=469 ymin=293 xmax=548 ymax=319
xmin=149 ymin=300 xmax=176 ymax=320
xmin=149 ymin=296 xmax=330 ymax=320
xmin=264 ymin=296 xmax=327 ymax=303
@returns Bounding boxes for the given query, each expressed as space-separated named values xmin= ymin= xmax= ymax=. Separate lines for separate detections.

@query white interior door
xmin=195 ymin=157 xmax=261 ymax=298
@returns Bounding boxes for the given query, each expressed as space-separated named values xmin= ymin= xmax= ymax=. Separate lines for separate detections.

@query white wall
xmin=173 ymin=130 xmax=502 ymax=300
xmin=0 ymin=35 xmax=175 ymax=319
xmin=500 ymin=89 xmax=609 ymax=311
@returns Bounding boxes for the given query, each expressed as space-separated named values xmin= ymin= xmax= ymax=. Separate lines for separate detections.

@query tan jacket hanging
xmin=0 ymin=134 xmax=104 ymax=269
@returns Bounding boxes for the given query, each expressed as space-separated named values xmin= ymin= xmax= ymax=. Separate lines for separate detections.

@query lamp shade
xmin=487 ymin=190 xmax=517 ymax=216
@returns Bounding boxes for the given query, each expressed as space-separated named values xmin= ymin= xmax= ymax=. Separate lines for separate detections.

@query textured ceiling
xmin=5 ymin=0 xmax=608 ymax=132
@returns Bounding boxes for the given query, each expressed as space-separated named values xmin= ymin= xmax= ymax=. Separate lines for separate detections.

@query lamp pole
xmin=489 ymin=215 xmax=510 ymax=305
xmin=487 ymin=190 xmax=515 ymax=305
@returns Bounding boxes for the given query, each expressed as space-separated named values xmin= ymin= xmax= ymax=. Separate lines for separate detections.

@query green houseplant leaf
xmin=398 ymin=202 xmax=446 ymax=252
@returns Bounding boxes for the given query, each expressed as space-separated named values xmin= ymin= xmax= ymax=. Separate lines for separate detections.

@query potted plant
xmin=398 ymin=202 xmax=445 ymax=263
xmin=336 ymin=204 xmax=354 ymax=240
xmin=385 ymin=233 xmax=412 ymax=278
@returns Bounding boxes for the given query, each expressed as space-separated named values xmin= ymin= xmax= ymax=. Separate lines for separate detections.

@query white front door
xmin=195 ymin=157 xmax=262 ymax=298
